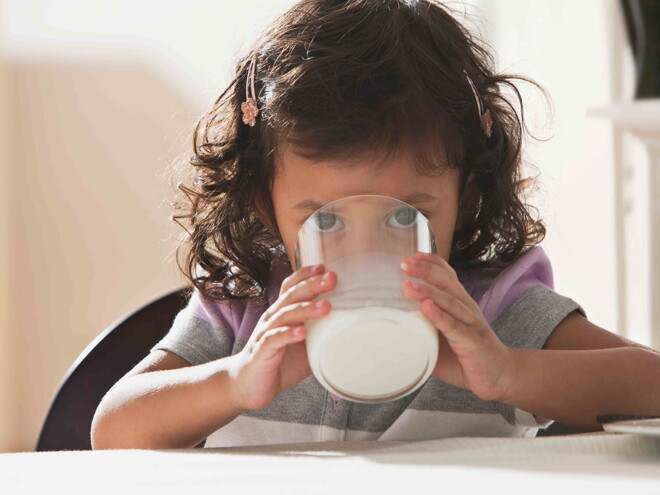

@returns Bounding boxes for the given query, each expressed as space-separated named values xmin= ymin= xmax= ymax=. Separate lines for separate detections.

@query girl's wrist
xmin=475 ymin=342 xmax=518 ymax=403
xmin=494 ymin=345 xmax=518 ymax=404
xmin=220 ymin=353 xmax=250 ymax=411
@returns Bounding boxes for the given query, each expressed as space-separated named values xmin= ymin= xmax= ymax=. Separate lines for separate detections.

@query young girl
xmin=91 ymin=0 xmax=660 ymax=450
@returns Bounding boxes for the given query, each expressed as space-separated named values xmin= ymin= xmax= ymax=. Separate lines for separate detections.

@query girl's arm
xmin=502 ymin=346 xmax=660 ymax=431
xmin=501 ymin=311 xmax=660 ymax=431
xmin=91 ymin=350 xmax=245 ymax=450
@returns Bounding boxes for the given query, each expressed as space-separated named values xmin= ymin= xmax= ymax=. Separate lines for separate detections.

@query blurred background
xmin=1 ymin=0 xmax=658 ymax=452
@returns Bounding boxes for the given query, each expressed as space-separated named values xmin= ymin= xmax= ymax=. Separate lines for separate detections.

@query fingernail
xmin=314 ymin=264 xmax=324 ymax=272
xmin=401 ymin=259 xmax=417 ymax=271
xmin=315 ymin=300 xmax=325 ymax=309
xmin=408 ymin=280 xmax=420 ymax=290
xmin=320 ymin=272 xmax=332 ymax=286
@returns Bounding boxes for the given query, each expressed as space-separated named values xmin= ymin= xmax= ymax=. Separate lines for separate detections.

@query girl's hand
xmin=229 ymin=264 xmax=336 ymax=411
xmin=401 ymin=252 xmax=514 ymax=401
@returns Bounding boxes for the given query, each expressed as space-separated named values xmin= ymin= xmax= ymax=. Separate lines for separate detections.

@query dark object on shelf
xmin=35 ymin=287 xmax=200 ymax=451
xmin=620 ymin=0 xmax=660 ymax=98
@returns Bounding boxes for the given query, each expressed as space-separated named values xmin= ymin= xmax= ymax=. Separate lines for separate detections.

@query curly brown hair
xmin=168 ymin=0 xmax=550 ymax=305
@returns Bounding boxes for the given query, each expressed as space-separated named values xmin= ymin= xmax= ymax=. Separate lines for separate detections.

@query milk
xmin=305 ymin=306 xmax=438 ymax=403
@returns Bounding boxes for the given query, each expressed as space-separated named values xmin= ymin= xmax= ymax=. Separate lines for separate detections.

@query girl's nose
xmin=344 ymin=217 xmax=383 ymax=255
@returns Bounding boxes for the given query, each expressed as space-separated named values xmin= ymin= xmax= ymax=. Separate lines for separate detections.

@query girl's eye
xmin=308 ymin=207 xmax=429 ymax=233
xmin=310 ymin=212 xmax=344 ymax=233
xmin=387 ymin=206 xmax=421 ymax=229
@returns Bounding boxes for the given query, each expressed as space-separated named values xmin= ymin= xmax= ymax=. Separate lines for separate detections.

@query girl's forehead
xmin=274 ymin=141 xmax=456 ymax=182
xmin=272 ymin=145 xmax=460 ymax=208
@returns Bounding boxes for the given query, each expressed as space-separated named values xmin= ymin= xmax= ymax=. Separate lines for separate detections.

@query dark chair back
xmin=537 ymin=421 xmax=583 ymax=436
xmin=35 ymin=287 xmax=203 ymax=451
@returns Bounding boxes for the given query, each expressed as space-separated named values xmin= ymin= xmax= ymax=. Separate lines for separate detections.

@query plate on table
xmin=603 ymin=418 xmax=660 ymax=437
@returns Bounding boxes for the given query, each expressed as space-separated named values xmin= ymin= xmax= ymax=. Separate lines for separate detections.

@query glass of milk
xmin=294 ymin=194 xmax=439 ymax=403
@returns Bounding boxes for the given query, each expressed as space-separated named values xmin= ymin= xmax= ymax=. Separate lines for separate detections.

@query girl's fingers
xmin=257 ymin=299 xmax=330 ymax=342
xmin=263 ymin=268 xmax=335 ymax=323
xmin=413 ymin=251 xmax=455 ymax=271
xmin=403 ymin=253 xmax=479 ymax=312
xmin=403 ymin=279 xmax=475 ymax=326
xmin=421 ymin=298 xmax=473 ymax=345
xmin=256 ymin=325 xmax=306 ymax=361
xmin=279 ymin=263 xmax=325 ymax=296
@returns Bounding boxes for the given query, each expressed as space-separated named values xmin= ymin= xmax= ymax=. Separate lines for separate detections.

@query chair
xmin=35 ymin=286 xmax=206 ymax=451
xmin=537 ymin=421 xmax=583 ymax=436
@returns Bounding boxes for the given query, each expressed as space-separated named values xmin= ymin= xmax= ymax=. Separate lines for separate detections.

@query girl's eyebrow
xmin=293 ymin=192 xmax=438 ymax=211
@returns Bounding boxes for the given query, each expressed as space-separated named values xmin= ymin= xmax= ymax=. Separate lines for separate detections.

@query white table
xmin=1 ymin=432 xmax=659 ymax=494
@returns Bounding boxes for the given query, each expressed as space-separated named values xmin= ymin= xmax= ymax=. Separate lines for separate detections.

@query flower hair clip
xmin=241 ymin=54 xmax=259 ymax=127
xmin=463 ymin=69 xmax=492 ymax=139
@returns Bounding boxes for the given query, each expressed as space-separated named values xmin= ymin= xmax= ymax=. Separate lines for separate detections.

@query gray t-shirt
xmin=151 ymin=246 xmax=586 ymax=447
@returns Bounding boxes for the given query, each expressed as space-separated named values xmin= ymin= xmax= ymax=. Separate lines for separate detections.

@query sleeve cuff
xmin=149 ymin=306 xmax=235 ymax=366
xmin=514 ymin=408 xmax=554 ymax=428
xmin=492 ymin=284 xmax=587 ymax=350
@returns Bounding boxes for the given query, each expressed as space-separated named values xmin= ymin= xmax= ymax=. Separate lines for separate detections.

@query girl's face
xmin=270 ymin=143 xmax=464 ymax=270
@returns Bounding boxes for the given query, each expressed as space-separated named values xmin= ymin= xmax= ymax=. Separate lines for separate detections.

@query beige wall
xmin=0 ymin=24 xmax=20 ymax=452
xmin=0 ymin=0 xmax=296 ymax=454
xmin=1 ymin=56 xmax=200 ymax=452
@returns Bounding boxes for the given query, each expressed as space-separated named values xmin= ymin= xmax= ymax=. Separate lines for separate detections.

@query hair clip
xmin=241 ymin=54 xmax=259 ymax=127
xmin=463 ymin=69 xmax=492 ymax=139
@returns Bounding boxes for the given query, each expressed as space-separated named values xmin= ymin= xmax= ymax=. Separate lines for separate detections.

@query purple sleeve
xmin=149 ymin=289 xmax=240 ymax=365
xmin=189 ymin=290 xmax=242 ymax=340
xmin=149 ymin=258 xmax=291 ymax=365
xmin=478 ymin=245 xmax=555 ymax=325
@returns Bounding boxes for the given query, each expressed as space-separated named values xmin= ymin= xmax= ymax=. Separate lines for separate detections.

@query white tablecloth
xmin=1 ymin=432 xmax=659 ymax=494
